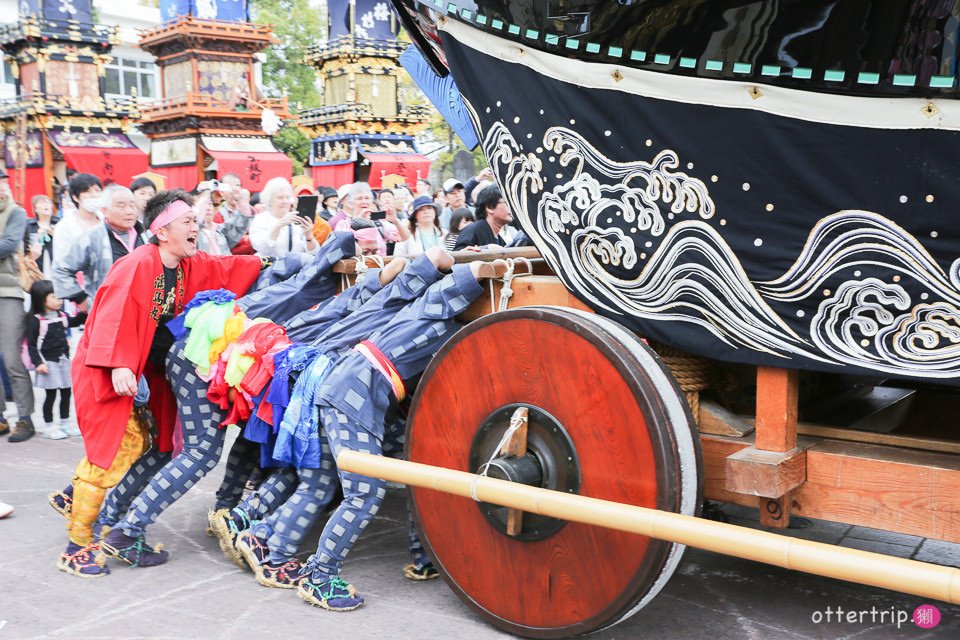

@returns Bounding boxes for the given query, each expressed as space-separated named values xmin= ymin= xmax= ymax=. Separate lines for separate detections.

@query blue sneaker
xmin=298 ymin=576 xmax=364 ymax=611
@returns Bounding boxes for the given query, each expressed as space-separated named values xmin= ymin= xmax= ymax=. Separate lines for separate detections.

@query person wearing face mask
xmin=53 ymin=173 xmax=104 ymax=267
xmin=53 ymin=185 xmax=145 ymax=307
xmin=56 ymin=189 xmax=269 ymax=578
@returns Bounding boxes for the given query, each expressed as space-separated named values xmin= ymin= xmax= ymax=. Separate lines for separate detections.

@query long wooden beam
xmin=338 ymin=450 xmax=960 ymax=605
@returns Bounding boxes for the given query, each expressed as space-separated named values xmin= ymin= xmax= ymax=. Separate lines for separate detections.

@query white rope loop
xmin=354 ymin=256 xmax=369 ymax=283
xmin=485 ymin=257 xmax=533 ymax=315
xmin=353 ymin=255 xmax=384 ymax=283
xmin=469 ymin=408 xmax=529 ymax=502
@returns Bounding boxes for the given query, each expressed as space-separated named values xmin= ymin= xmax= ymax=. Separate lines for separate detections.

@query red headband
xmin=149 ymin=200 xmax=193 ymax=235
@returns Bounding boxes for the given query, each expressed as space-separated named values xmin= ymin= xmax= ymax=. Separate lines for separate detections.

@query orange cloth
xmin=312 ymin=216 xmax=332 ymax=245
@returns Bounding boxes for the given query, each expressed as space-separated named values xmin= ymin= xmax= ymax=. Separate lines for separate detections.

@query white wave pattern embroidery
xmin=813 ymin=280 xmax=960 ymax=374
xmin=482 ymin=122 xmax=960 ymax=377
xmin=485 ymin=122 xmax=815 ymax=357
xmin=759 ymin=211 xmax=960 ymax=375
xmin=759 ymin=211 xmax=960 ymax=304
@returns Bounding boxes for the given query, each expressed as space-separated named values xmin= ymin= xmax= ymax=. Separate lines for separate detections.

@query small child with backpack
xmin=26 ymin=280 xmax=86 ymax=440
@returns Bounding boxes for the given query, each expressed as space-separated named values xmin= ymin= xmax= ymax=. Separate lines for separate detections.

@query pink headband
xmin=353 ymin=227 xmax=386 ymax=255
xmin=149 ymin=200 xmax=193 ymax=235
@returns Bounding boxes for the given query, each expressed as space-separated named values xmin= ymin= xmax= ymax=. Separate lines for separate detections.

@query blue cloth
xmin=239 ymin=232 xmax=355 ymax=324
xmin=166 ymin=289 xmax=236 ymax=339
xmin=252 ymin=252 xmax=311 ymax=292
xmin=244 ymin=385 xmax=286 ymax=469
xmin=273 ymin=353 xmax=334 ymax=469
xmin=283 ymin=268 xmax=384 ymax=342
xmin=267 ymin=344 xmax=322 ymax=430
xmin=312 ymin=252 xmax=446 ymax=358
xmin=318 ymin=264 xmax=484 ymax=440
xmin=400 ymin=45 xmax=479 ymax=149
xmin=134 ymin=375 xmax=151 ymax=406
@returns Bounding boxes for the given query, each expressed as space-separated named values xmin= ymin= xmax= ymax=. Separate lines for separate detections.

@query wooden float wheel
xmin=406 ymin=307 xmax=703 ymax=638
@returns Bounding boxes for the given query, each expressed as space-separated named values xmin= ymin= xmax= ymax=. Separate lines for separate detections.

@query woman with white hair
xmin=248 ymin=177 xmax=317 ymax=257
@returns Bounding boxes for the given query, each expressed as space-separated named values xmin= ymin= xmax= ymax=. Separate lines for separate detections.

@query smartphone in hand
xmin=297 ymin=195 xmax=319 ymax=223
xmin=370 ymin=210 xmax=387 ymax=221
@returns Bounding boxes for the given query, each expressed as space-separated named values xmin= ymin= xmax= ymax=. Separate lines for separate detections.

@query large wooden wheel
xmin=406 ymin=307 xmax=703 ymax=638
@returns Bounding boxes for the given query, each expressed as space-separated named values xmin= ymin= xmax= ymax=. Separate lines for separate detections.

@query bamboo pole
xmin=337 ymin=450 xmax=960 ymax=605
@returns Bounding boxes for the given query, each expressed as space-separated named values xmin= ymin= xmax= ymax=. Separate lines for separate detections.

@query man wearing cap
xmin=57 ymin=188 xmax=268 ymax=578
xmin=438 ymin=177 xmax=471 ymax=231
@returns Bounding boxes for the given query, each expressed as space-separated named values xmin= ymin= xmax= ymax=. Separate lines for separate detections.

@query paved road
xmin=1 ymin=430 xmax=957 ymax=640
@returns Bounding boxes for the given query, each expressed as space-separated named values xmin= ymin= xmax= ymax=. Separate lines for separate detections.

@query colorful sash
xmin=353 ymin=340 xmax=406 ymax=401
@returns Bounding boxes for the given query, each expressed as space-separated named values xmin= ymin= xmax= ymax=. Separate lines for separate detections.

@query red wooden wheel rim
xmin=406 ymin=307 xmax=700 ymax=638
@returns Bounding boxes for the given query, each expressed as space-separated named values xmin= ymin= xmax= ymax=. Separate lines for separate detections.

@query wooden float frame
xmin=333 ymin=248 xmax=960 ymax=545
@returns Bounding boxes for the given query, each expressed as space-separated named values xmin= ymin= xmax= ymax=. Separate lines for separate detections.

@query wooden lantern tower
xmin=300 ymin=0 xmax=430 ymax=190
xmin=0 ymin=0 xmax=147 ymax=208
xmin=137 ymin=0 xmax=292 ymax=192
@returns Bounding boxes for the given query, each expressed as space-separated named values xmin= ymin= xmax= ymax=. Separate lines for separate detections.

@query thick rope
xmin=649 ymin=341 xmax=714 ymax=424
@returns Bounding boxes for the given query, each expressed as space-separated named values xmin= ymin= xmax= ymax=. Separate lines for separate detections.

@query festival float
xmin=0 ymin=0 xmax=147 ymax=203
xmin=137 ymin=0 xmax=292 ymax=191
xmin=317 ymin=1 xmax=960 ymax=636
xmin=300 ymin=0 xmax=431 ymax=190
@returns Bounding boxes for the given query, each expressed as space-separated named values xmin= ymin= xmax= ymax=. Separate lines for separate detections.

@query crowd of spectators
xmin=0 ymin=167 xmax=527 ymax=436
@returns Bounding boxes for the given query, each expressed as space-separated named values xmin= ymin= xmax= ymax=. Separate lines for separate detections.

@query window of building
xmin=1 ymin=60 xmax=14 ymax=86
xmin=105 ymin=57 xmax=157 ymax=99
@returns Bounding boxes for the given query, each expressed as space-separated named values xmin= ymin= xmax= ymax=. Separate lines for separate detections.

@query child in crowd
xmin=26 ymin=280 xmax=85 ymax=440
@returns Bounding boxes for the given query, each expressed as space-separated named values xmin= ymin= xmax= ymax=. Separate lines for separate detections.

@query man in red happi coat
xmin=59 ymin=189 xmax=267 ymax=577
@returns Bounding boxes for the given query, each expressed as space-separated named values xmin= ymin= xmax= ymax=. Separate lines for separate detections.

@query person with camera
xmin=249 ymin=177 xmax=318 ymax=258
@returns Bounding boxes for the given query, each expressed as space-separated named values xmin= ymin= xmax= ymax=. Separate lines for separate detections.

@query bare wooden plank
xmin=725 ymin=446 xmax=806 ymax=498
xmin=792 ymin=440 xmax=960 ymax=543
xmin=449 ymin=246 xmax=542 ymax=263
xmin=755 ymin=367 xmax=799 ymax=453
xmin=796 ymin=423 xmax=960 ymax=456
xmin=458 ymin=275 xmax=593 ymax=321
xmin=499 ymin=407 xmax=529 ymax=536
xmin=332 ymin=246 xmax=543 ymax=274
xmin=698 ymin=399 xmax=755 ymax=437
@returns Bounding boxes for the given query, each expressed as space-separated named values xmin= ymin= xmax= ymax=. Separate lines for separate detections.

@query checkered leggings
xmin=236 ymin=468 xmax=299 ymax=521
xmin=252 ymin=434 xmax=338 ymax=564
xmin=115 ymin=343 xmax=229 ymax=538
xmin=300 ymin=407 xmax=430 ymax=581
xmin=96 ymin=448 xmax=172 ymax=528
xmin=214 ymin=435 xmax=260 ymax=511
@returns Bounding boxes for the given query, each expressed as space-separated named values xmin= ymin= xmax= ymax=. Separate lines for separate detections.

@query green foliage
xmin=250 ymin=0 xmax=322 ymax=109
xmin=426 ymin=111 xmax=486 ymax=180
xmin=250 ymin=0 xmax=324 ymax=174
xmin=273 ymin=126 xmax=312 ymax=175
